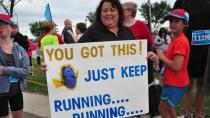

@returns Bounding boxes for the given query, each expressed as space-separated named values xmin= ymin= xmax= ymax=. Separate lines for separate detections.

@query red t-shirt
xmin=37 ymin=33 xmax=64 ymax=47
xmin=163 ymin=33 xmax=190 ymax=87
xmin=129 ymin=20 xmax=152 ymax=48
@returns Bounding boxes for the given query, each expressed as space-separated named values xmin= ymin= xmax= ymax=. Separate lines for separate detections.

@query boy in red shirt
xmin=157 ymin=9 xmax=190 ymax=118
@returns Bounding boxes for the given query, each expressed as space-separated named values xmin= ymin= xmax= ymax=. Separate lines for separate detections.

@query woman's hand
xmin=40 ymin=62 xmax=47 ymax=72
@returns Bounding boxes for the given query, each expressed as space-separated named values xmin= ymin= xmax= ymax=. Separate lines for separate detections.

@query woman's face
xmin=123 ymin=6 xmax=131 ymax=18
xmin=0 ymin=21 xmax=12 ymax=39
xmin=101 ymin=2 xmax=119 ymax=29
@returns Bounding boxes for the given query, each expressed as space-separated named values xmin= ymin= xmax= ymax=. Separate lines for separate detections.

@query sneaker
xmin=30 ymin=72 xmax=35 ymax=75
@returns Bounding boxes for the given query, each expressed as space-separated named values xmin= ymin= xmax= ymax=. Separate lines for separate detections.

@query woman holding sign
xmin=78 ymin=0 xmax=135 ymax=43
xmin=41 ymin=0 xmax=135 ymax=70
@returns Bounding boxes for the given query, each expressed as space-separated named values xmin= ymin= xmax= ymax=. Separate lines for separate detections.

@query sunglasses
xmin=0 ymin=21 xmax=9 ymax=27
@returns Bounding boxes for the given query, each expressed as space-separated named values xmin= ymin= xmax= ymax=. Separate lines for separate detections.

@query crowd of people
xmin=0 ymin=13 xmax=88 ymax=118
xmin=0 ymin=0 xmax=210 ymax=118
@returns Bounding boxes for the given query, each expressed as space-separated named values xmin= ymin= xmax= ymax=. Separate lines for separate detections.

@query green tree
xmin=29 ymin=21 xmax=59 ymax=38
xmin=139 ymin=1 xmax=172 ymax=28
xmin=86 ymin=11 xmax=95 ymax=24
xmin=29 ymin=21 xmax=44 ymax=38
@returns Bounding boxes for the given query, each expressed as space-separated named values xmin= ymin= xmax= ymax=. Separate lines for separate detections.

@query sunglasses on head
xmin=0 ymin=21 xmax=9 ymax=27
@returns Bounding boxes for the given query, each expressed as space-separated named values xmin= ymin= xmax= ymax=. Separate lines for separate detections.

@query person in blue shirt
xmin=0 ymin=14 xmax=30 ymax=118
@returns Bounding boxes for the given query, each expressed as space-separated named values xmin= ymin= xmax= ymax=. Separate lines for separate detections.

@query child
xmin=157 ymin=9 xmax=190 ymax=118
xmin=0 ymin=14 xmax=30 ymax=118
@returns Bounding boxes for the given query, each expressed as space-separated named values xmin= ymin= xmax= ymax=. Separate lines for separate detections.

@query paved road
xmin=8 ymin=92 xmax=185 ymax=118
xmin=9 ymin=112 xmax=47 ymax=118
xmin=8 ymin=92 xmax=50 ymax=118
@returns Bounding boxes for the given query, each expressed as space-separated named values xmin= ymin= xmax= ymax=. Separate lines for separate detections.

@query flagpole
xmin=148 ymin=0 xmax=152 ymax=33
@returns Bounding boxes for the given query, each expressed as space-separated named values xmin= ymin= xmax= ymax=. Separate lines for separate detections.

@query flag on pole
xmin=44 ymin=3 xmax=52 ymax=21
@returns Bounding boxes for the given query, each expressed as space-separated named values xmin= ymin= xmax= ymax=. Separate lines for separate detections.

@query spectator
xmin=154 ymin=27 xmax=171 ymax=73
xmin=61 ymin=19 xmax=75 ymax=44
xmin=122 ymin=2 xmax=158 ymax=117
xmin=42 ymin=0 xmax=135 ymax=71
xmin=39 ymin=21 xmax=59 ymax=56
xmin=78 ymin=0 xmax=135 ymax=43
xmin=154 ymin=28 xmax=170 ymax=52
xmin=26 ymin=37 xmax=37 ymax=75
xmin=152 ymin=29 xmax=159 ymax=48
xmin=11 ymin=24 xmax=29 ymax=51
xmin=37 ymin=33 xmax=64 ymax=48
xmin=75 ymin=22 xmax=87 ymax=41
xmin=0 ymin=14 xmax=30 ymax=118
xmin=123 ymin=2 xmax=152 ymax=48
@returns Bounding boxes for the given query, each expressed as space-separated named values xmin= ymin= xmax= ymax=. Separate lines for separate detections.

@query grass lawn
xmin=25 ymin=58 xmax=48 ymax=95
xmin=26 ymin=58 xmax=210 ymax=117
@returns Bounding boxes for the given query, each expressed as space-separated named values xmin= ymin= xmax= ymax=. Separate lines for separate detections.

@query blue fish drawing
xmin=52 ymin=64 xmax=78 ymax=89
xmin=62 ymin=66 xmax=77 ymax=88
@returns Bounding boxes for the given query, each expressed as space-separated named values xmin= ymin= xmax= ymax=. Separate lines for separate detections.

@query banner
xmin=44 ymin=40 xmax=149 ymax=118
xmin=44 ymin=3 xmax=52 ymax=21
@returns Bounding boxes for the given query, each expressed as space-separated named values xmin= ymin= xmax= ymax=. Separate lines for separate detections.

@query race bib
xmin=192 ymin=30 xmax=210 ymax=45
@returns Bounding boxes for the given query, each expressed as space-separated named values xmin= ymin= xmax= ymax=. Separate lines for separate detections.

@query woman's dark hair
xmin=158 ymin=27 xmax=167 ymax=38
xmin=95 ymin=0 xmax=124 ymax=28
xmin=76 ymin=22 xmax=87 ymax=33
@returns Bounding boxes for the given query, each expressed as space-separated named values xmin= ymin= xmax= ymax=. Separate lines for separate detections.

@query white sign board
xmin=44 ymin=40 xmax=149 ymax=118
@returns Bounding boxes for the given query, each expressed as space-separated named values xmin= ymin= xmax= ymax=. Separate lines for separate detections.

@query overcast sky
xmin=3 ymin=0 xmax=175 ymax=38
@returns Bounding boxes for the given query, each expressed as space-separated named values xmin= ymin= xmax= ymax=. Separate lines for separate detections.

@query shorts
xmin=188 ymin=46 xmax=208 ymax=78
xmin=0 ymin=83 xmax=23 ymax=117
xmin=160 ymin=85 xmax=187 ymax=108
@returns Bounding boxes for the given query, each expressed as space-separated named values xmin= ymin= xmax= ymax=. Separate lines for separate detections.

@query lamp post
xmin=148 ymin=0 xmax=152 ymax=33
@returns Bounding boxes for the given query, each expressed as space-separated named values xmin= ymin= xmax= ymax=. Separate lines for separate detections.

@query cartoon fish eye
xmin=66 ymin=69 xmax=70 ymax=72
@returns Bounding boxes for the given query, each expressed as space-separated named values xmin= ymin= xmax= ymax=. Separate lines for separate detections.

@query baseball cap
xmin=0 ymin=14 xmax=13 ymax=25
xmin=166 ymin=9 xmax=189 ymax=23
